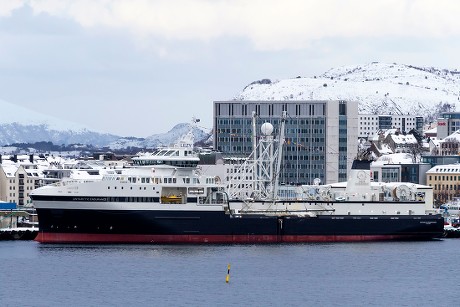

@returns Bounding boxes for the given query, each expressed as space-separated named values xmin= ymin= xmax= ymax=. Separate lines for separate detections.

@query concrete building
xmin=434 ymin=130 xmax=460 ymax=156
xmin=426 ymin=163 xmax=460 ymax=206
xmin=369 ymin=128 xmax=421 ymax=158
xmin=422 ymin=155 xmax=460 ymax=168
xmin=358 ymin=114 xmax=423 ymax=139
xmin=213 ymin=100 xmax=358 ymax=184
xmin=385 ymin=131 xmax=419 ymax=154
xmin=0 ymin=155 xmax=42 ymax=206
xmin=0 ymin=154 xmax=129 ymax=206
xmin=370 ymin=153 xmax=431 ymax=185
xmin=436 ymin=112 xmax=460 ymax=139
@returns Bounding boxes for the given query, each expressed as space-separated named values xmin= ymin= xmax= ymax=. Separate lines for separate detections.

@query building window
xmin=339 ymin=101 xmax=346 ymax=115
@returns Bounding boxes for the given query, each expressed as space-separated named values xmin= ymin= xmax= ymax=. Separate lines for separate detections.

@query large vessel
xmin=31 ymin=115 xmax=444 ymax=243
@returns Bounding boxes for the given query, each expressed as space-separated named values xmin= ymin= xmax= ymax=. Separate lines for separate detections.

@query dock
xmin=0 ymin=227 xmax=38 ymax=240
xmin=1 ymin=202 xmax=38 ymax=240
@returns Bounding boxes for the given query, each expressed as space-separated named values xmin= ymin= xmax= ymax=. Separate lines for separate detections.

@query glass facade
xmin=378 ymin=116 xmax=392 ymax=130
xmin=401 ymin=165 xmax=419 ymax=183
xmin=338 ymin=101 xmax=348 ymax=181
xmin=449 ymin=120 xmax=460 ymax=135
xmin=422 ymin=155 xmax=460 ymax=167
xmin=214 ymin=101 xmax=351 ymax=184
xmin=416 ymin=116 xmax=424 ymax=132
xmin=381 ymin=167 xmax=400 ymax=182
xmin=441 ymin=113 xmax=460 ymax=119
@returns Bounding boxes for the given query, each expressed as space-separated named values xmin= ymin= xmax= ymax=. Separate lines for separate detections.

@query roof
xmin=427 ymin=163 xmax=460 ymax=174
xmin=373 ymin=153 xmax=414 ymax=165
xmin=0 ymin=164 xmax=18 ymax=177
xmin=444 ymin=130 xmax=460 ymax=142
xmin=389 ymin=133 xmax=418 ymax=144
xmin=424 ymin=126 xmax=437 ymax=135
xmin=374 ymin=143 xmax=393 ymax=155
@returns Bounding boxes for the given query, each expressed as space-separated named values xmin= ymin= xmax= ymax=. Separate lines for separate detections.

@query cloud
xmin=0 ymin=0 xmax=24 ymax=16
xmin=3 ymin=0 xmax=460 ymax=51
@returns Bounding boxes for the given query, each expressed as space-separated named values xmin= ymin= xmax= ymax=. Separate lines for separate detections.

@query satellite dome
xmin=261 ymin=122 xmax=274 ymax=135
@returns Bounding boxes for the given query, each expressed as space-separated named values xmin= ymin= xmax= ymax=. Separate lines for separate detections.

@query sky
xmin=0 ymin=0 xmax=459 ymax=137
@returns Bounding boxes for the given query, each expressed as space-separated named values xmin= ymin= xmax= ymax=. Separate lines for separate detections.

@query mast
xmin=272 ymin=111 xmax=286 ymax=200
xmin=252 ymin=111 xmax=257 ymax=156
xmin=252 ymin=111 xmax=257 ymax=179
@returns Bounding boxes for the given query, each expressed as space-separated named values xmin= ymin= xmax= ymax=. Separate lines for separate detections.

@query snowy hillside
xmin=237 ymin=62 xmax=460 ymax=122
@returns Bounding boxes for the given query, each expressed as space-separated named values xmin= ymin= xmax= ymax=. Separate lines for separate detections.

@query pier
xmin=0 ymin=227 xmax=38 ymax=240
xmin=0 ymin=202 xmax=38 ymax=240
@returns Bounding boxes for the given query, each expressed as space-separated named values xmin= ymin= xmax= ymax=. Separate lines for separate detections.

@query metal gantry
xmin=228 ymin=111 xmax=286 ymax=203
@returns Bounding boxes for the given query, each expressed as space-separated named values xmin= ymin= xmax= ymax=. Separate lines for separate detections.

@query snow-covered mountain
xmin=0 ymin=99 xmax=210 ymax=148
xmin=237 ymin=62 xmax=460 ymax=122
xmin=107 ymin=123 xmax=210 ymax=150
xmin=0 ymin=99 xmax=120 ymax=146
xmin=0 ymin=98 xmax=89 ymax=131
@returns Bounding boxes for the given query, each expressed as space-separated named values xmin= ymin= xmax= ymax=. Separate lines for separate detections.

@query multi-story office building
xmin=213 ymin=100 xmax=358 ymax=184
xmin=437 ymin=112 xmax=460 ymax=139
xmin=358 ymin=114 xmax=423 ymax=139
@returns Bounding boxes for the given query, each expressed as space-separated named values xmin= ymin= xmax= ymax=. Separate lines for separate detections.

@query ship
xmin=30 ymin=114 xmax=444 ymax=243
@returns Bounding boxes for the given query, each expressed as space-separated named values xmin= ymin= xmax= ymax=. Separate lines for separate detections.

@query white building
xmin=370 ymin=153 xmax=431 ymax=185
xmin=358 ymin=114 xmax=423 ymax=139
xmin=0 ymin=155 xmax=43 ymax=206
xmin=0 ymin=154 xmax=122 ymax=206
xmin=386 ymin=132 xmax=419 ymax=154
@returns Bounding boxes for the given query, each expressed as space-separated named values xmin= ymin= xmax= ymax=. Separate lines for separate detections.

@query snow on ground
xmin=236 ymin=62 xmax=460 ymax=119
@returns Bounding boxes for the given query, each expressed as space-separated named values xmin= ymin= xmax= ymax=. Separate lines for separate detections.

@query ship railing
xmin=52 ymin=178 xmax=101 ymax=187
xmin=52 ymin=180 xmax=79 ymax=187
xmin=426 ymin=209 xmax=442 ymax=215
xmin=233 ymin=208 xmax=335 ymax=217
xmin=239 ymin=208 xmax=335 ymax=213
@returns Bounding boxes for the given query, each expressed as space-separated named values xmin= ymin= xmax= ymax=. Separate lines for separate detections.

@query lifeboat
xmin=161 ymin=195 xmax=182 ymax=204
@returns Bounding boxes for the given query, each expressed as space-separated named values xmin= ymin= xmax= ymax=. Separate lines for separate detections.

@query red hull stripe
xmin=35 ymin=232 xmax=429 ymax=244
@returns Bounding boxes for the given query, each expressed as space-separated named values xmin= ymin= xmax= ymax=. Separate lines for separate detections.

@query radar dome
xmin=261 ymin=123 xmax=274 ymax=135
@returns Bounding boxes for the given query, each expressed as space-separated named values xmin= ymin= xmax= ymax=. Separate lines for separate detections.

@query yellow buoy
xmin=226 ymin=264 xmax=231 ymax=283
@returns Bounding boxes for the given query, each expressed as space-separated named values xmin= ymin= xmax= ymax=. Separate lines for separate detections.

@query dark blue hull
xmin=34 ymin=208 xmax=444 ymax=243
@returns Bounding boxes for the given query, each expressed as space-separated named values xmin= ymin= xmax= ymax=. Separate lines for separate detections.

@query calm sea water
xmin=1 ymin=239 xmax=459 ymax=307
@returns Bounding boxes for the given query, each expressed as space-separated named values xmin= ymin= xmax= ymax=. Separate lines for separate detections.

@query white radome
xmin=261 ymin=122 xmax=274 ymax=135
